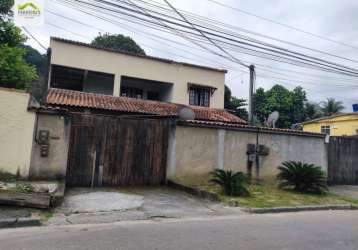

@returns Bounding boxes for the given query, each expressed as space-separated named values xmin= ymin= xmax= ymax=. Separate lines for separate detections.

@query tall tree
xmin=291 ymin=86 xmax=307 ymax=124
xmin=0 ymin=0 xmax=37 ymax=89
xmin=0 ymin=0 xmax=13 ymax=19
xmin=253 ymin=85 xmax=307 ymax=128
xmin=320 ymin=98 xmax=345 ymax=116
xmin=253 ymin=87 xmax=267 ymax=124
xmin=91 ymin=33 xmax=146 ymax=55
xmin=264 ymin=85 xmax=294 ymax=128
xmin=21 ymin=44 xmax=46 ymax=75
xmin=304 ymin=102 xmax=322 ymax=120
xmin=224 ymin=85 xmax=248 ymax=120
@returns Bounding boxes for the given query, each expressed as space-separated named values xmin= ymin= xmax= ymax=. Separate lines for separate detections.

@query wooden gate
xmin=66 ymin=114 xmax=170 ymax=187
xmin=328 ymin=136 xmax=358 ymax=184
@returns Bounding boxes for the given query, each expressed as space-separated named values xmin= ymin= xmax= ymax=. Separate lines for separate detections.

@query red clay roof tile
xmin=46 ymin=88 xmax=246 ymax=124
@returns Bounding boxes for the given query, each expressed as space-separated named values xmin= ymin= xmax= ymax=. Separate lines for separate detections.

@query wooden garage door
xmin=66 ymin=114 xmax=169 ymax=187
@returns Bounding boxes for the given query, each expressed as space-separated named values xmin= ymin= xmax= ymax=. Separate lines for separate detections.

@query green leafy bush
xmin=277 ymin=161 xmax=328 ymax=194
xmin=210 ymin=169 xmax=249 ymax=197
xmin=0 ymin=169 xmax=17 ymax=182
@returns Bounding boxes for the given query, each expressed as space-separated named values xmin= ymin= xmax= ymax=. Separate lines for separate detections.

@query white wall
xmin=168 ymin=125 xmax=328 ymax=185
xmin=0 ymin=88 xmax=35 ymax=177
xmin=50 ymin=39 xmax=226 ymax=109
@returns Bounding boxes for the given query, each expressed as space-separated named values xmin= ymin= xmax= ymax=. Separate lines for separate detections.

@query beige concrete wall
xmin=0 ymin=88 xmax=35 ymax=177
xmin=168 ymin=125 xmax=328 ymax=184
xmin=29 ymin=113 xmax=71 ymax=180
xmin=50 ymin=39 xmax=225 ymax=108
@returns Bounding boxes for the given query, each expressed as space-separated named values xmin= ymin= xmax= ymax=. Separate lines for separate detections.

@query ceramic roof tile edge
xmin=51 ymin=37 xmax=228 ymax=73
xmin=299 ymin=112 xmax=358 ymax=125
xmin=178 ymin=120 xmax=325 ymax=137
xmin=48 ymin=90 xmax=181 ymax=115
xmin=45 ymin=88 xmax=246 ymax=124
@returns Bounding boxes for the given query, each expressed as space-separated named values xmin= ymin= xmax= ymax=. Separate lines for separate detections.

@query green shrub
xmin=0 ymin=169 xmax=17 ymax=182
xmin=15 ymin=183 xmax=34 ymax=193
xmin=210 ymin=169 xmax=249 ymax=197
xmin=277 ymin=161 xmax=328 ymax=194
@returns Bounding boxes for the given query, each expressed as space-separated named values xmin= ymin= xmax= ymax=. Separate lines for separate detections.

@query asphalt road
xmin=1 ymin=211 xmax=358 ymax=250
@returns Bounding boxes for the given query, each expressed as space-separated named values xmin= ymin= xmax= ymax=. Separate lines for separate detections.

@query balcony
xmin=120 ymin=76 xmax=173 ymax=102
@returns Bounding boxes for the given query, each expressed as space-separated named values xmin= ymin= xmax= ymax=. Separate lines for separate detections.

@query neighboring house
xmin=301 ymin=113 xmax=358 ymax=136
xmin=48 ymin=37 xmax=226 ymax=109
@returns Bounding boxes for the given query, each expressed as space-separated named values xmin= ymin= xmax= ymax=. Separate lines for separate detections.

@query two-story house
xmin=24 ymin=37 xmax=246 ymax=186
xmin=48 ymin=37 xmax=226 ymax=109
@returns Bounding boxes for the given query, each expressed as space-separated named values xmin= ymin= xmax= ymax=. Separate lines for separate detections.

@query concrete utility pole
xmin=248 ymin=64 xmax=255 ymax=125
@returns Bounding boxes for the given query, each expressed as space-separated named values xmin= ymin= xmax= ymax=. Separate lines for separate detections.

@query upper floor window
xmin=189 ymin=88 xmax=210 ymax=107
xmin=188 ymin=83 xmax=217 ymax=107
xmin=321 ymin=125 xmax=330 ymax=135
xmin=121 ymin=86 xmax=143 ymax=99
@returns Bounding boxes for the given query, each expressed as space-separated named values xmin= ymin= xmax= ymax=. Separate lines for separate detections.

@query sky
xmin=22 ymin=0 xmax=358 ymax=111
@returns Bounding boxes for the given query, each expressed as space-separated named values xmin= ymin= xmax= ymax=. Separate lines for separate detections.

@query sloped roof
xmin=299 ymin=113 xmax=358 ymax=125
xmin=51 ymin=37 xmax=227 ymax=73
xmin=179 ymin=120 xmax=325 ymax=137
xmin=46 ymin=88 xmax=246 ymax=124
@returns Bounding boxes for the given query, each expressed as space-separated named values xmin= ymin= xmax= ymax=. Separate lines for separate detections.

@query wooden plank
xmin=66 ymin=114 xmax=170 ymax=187
xmin=0 ymin=192 xmax=50 ymax=209
xmin=328 ymin=136 xmax=358 ymax=185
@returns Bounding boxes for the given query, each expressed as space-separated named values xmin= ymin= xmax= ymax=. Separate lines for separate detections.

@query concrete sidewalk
xmin=47 ymin=187 xmax=243 ymax=226
xmin=0 ymin=206 xmax=41 ymax=228
xmin=330 ymin=185 xmax=358 ymax=199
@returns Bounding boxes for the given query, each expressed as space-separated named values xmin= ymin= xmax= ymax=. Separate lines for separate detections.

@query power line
xmin=125 ymin=0 xmax=248 ymax=70
xmin=131 ymin=0 xmax=358 ymax=64
xmin=163 ymin=0 xmax=248 ymax=68
xmin=22 ymin=26 xmax=47 ymax=51
xmin=47 ymin=7 xmax=358 ymax=89
xmin=57 ymin=0 xmax=358 ymax=77
xmin=206 ymin=0 xmax=358 ymax=51
xmin=51 ymin=0 xmax=358 ymax=92
xmin=87 ymin=0 xmax=358 ymax=75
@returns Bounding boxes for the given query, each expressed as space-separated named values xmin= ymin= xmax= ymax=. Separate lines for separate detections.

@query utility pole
xmin=248 ymin=64 xmax=255 ymax=125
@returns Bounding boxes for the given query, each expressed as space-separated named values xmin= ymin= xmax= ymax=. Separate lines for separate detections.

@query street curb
xmin=167 ymin=180 xmax=220 ymax=202
xmin=0 ymin=218 xmax=41 ymax=228
xmin=243 ymin=204 xmax=358 ymax=214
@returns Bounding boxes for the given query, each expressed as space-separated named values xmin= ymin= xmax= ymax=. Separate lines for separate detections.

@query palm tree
xmin=320 ymin=98 xmax=345 ymax=116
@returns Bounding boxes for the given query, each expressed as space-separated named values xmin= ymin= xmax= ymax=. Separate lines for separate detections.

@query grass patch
xmin=0 ymin=170 xmax=18 ymax=182
xmin=31 ymin=210 xmax=54 ymax=222
xmin=200 ymin=184 xmax=358 ymax=208
xmin=39 ymin=210 xmax=54 ymax=221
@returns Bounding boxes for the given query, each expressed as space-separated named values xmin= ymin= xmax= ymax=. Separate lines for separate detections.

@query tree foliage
xmin=0 ymin=45 xmax=37 ymax=89
xmin=304 ymin=102 xmax=322 ymax=120
xmin=0 ymin=0 xmax=13 ymax=19
xmin=0 ymin=0 xmax=38 ymax=89
xmin=321 ymin=98 xmax=345 ymax=116
xmin=91 ymin=33 xmax=146 ymax=55
xmin=277 ymin=161 xmax=328 ymax=194
xmin=21 ymin=44 xmax=46 ymax=74
xmin=224 ymin=85 xmax=248 ymax=120
xmin=253 ymin=85 xmax=307 ymax=128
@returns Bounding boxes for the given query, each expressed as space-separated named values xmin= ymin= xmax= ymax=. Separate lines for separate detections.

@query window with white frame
xmin=320 ymin=125 xmax=331 ymax=135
